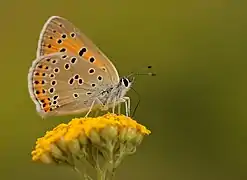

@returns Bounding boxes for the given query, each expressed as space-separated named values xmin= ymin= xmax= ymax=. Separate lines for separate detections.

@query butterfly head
xmin=113 ymin=77 xmax=132 ymax=99
xmin=118 ymin=66 xmax=155 ymax=92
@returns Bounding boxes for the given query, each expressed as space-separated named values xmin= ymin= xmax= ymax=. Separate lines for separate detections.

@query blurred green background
xmin=1 ymin=0 xmax=247 ymax=180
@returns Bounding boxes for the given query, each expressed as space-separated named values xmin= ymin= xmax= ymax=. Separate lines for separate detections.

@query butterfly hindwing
xmin=28 ymin=52 xmax=112 ymax=117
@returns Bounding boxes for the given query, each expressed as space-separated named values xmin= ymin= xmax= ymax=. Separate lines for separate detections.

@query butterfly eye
xmin=121 ymin=78 xmax=130 ymax=87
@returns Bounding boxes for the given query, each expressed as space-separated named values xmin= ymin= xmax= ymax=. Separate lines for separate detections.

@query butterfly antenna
xmin=127 ymin=65 xmax=156 ymax=79
xmin=128 ymin=66 xmax=156 ymax=117
xmin=130 ymin=87 xmax=141 ymax=118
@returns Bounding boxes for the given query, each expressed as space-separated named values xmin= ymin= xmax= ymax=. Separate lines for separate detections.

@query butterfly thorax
xmin=97 ymin=77 xmax=131 ymax=109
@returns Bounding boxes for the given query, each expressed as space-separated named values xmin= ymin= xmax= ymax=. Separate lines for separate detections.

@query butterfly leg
xmin=112 ymin=97 xmax=117 ymax=114
xmin=117 ymin=103 xmax=121 ymax=115
xmin=84 ymin=99 xmax=96 ymax=117
xmin=122 ymin=96 xmax=130 ymax=116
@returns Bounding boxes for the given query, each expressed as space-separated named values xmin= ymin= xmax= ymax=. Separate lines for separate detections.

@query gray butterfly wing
xmin=28 ymin=52 xmax=113 ymax=117
xmin=36 ymin=16 xmax=119 ymax=84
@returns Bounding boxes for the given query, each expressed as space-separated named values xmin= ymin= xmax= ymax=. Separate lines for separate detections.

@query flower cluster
xmin=31 ymin=113 xmax=151 ymax=180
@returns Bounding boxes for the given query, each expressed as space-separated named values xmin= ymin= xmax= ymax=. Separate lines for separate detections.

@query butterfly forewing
xmin=37 ymin=16 xmax=119 ymax=84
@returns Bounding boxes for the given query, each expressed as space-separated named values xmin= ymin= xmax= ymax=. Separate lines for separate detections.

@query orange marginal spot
xmin=43 ymin=103 xmax=50 ymax=109
xmin=43 ymin=106 xmax=51 ymax=112
xmin=38 ymin=95 xmax=51 ymax=112
xmin=33 ymin=76 xmax=44 ymax=80
xmin=35 ymin=68 xmax=46 ymax=72
xmin=34 ymin=74 xmax=42 ymax=77
xmin=35 ymin=87 xmax=48 ymax=99
xmin=38 ymin=96 xmax=50 ymax=103
xmin=33 ymin=84 xmax=43 ymax=88
xmin=34 ymin=72 xmax=40 ymax=76
xmin=36 ymin=93 xmax=47 ymax=99
xmin=36 ymin=94 xmax=51 ymax=111
xmin=44 ymin=98 xmax=50 ymax=104
xmin=41 ymin=65 xmax=49 ymax=70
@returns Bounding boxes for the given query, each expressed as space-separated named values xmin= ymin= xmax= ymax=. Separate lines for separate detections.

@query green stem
xmin=105 ymin=167 xmax=116 ymax=180
xmin=74 ymin=167 xmax=90 ymax=180
xmin=105 ymin=144 xmax=116 ymax=180
xmin=97 ymin=168 xmax=106 ymax=180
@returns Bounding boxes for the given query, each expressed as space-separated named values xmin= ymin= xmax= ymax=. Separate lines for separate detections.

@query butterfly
xmin=28 ymin=16 xmax=132 ymax=118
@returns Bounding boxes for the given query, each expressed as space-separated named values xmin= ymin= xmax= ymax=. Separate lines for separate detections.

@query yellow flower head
xmin=31 ymin=113 xmax=151 ymax=167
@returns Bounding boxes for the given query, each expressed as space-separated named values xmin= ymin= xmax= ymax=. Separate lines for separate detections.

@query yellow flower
xmin=31 ymin=113 xmax=151 ymax=180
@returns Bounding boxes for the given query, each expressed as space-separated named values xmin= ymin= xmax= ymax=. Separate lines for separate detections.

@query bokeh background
xmin=1 ymin=0 xmax=247 ymax=180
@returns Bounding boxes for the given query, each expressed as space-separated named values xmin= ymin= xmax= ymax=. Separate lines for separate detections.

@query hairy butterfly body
xmin=28 ymin=16 xmax=131 ymax=118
